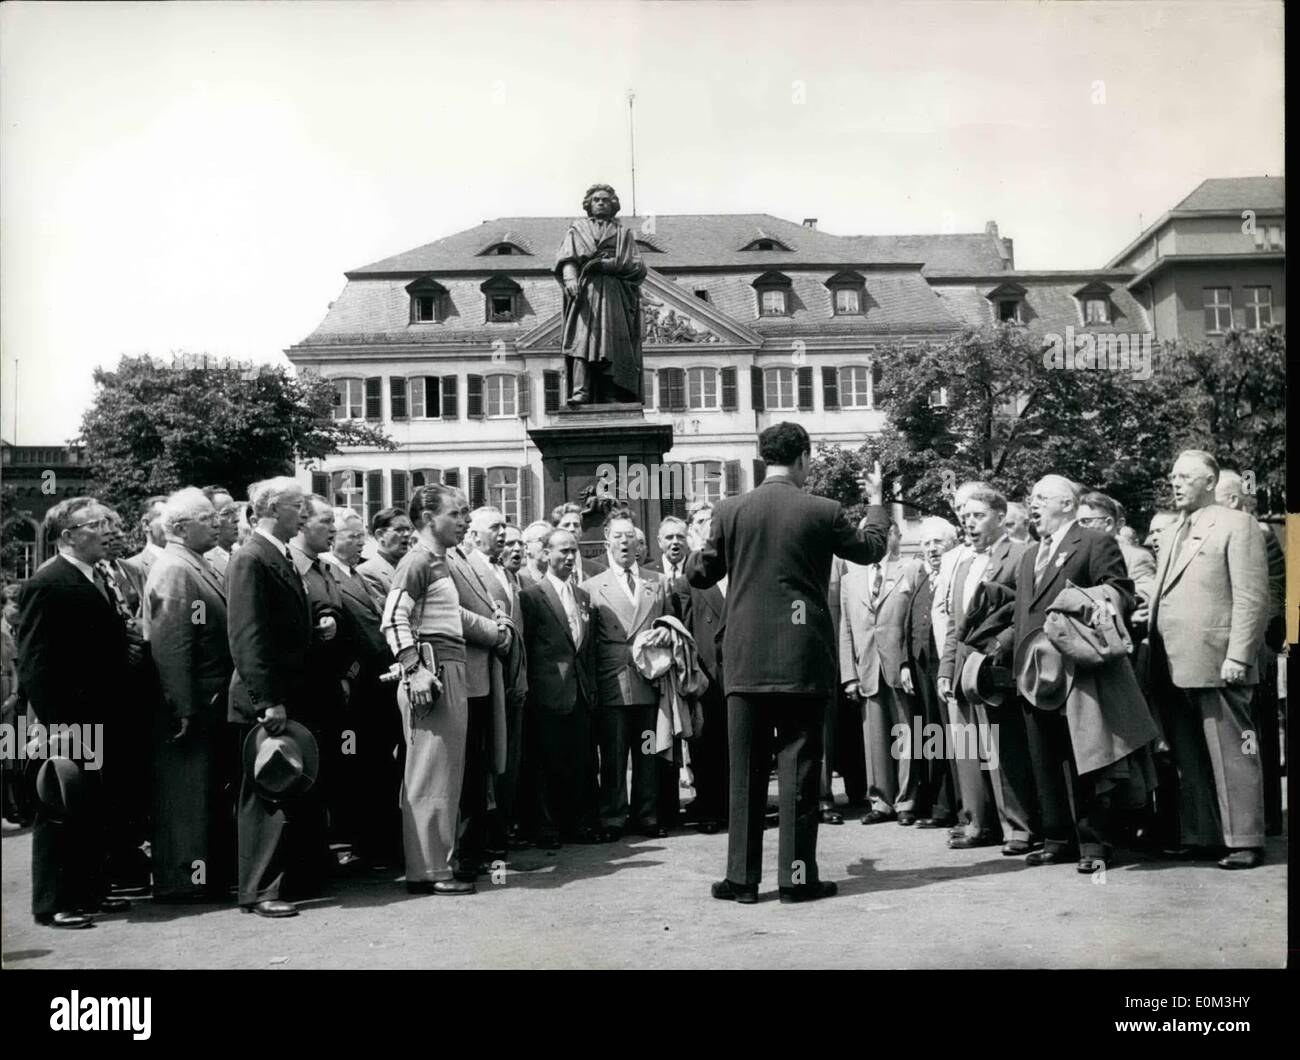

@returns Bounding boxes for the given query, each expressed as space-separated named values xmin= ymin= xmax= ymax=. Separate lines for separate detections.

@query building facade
xmin=0 ymin=440 xmax=91 ymax=576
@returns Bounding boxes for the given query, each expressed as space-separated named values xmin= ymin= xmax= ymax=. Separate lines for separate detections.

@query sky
xmin=0 ymin=0 xmax=1284 ymax=444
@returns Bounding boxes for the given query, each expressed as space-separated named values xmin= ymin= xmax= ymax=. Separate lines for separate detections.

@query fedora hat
xmin=29 ymin=736 xmax=93 ymax=821
xmin=959 ymin=650 xmax=1009 ymax=709
xmin=242 ymin=721 xmax=319 ymax=801
xmin=1014 ymin=628 xmax=1072 ymax=711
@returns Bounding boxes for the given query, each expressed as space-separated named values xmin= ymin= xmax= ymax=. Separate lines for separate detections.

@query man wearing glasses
xmin=201 ymin=485 xmax=242 ymax=581
xmin=16 ymin=497 xmax=133 ymax=928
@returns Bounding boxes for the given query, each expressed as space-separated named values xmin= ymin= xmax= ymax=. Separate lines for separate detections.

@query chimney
xmin=803 ymin=218 xmax=818 ymax=230
xmin=985 ymin=220 xmax=999 ymax=237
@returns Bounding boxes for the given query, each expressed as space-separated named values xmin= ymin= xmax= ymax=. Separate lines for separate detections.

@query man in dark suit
xmin=997 ymin=474 xmax=1139 ymax=872
xmin=17 ymin=497 xmax=132 ymax=929
xmin=671 ymin=504 xmax=728 ymax=835
xmin=143 ymin=488 xmax=235 ymax=901
xmin=937 ymin=488 xmax=1037 ymax=853
xmin=328 ymin=507 xmax=400 ymax=869
xmin=585 ymin=512 xmax=672 ymax=840
xmin=899 ymin=516 xmax=960 ymax=829
xmin=227 ymin=476 xmax=318 ymax=918
xmin=688 ymin=422 xmax=891 ymax=904
xmin=117 ymin=495 xmax=168 ymax=607
xmin=519 ymin=528 xmax=599 ymax=846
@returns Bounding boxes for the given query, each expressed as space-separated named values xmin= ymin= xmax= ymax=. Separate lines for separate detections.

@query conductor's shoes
xmin=35 ymin=912 xmax=93 ymax=929
xmin=711 ymin=879 xmax=758 ymax=904
xmin=778 ymin=881 xmax=838 ymax=904
xmin=1218 ymin=848 xmax=1263 ymax=870
xmin=241 ymin=900 xmax=298 ymax=918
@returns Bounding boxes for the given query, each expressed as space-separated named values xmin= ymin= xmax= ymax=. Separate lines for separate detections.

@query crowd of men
xmin=2 ymin=421 xmax=1287 ymax=927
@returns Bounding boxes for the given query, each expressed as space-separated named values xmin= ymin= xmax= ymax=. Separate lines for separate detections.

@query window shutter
xmin=364 ymin=377 xmax=383 ymax=420
xmin=720 ymin=366 xmax=738 ymax=411
xmin=643 ymin=368 xmax=655 ymax=408
xmin=410 ymin=377 xmax=425 ymax=419
xmin=468 ymin=467 xmax=487 ymax=509
xmin=724 ymin=459 xmax=742 ymax=497
xmin=822 ymin=366 xmax=839 ymax=410
xmin=666 ymin=464 xmax=688 ymax=519
xmin=797 ymin=366 xmax=814 ymax=411
xmin=517 ymin=374 xmax=531 ymax=418
xmin=750 ymin=366 xmax=765 ymax=411
xmin=872 ymin=362 xmax=883 ymax=389
xmin=365 ymin=470 xmax=383 ymax=522
xmin=441 ymin=375 xmax=458 ymax=419
xmin=442 ymin=468 xmax=460 ymax=488
xmin=466 ymin=374 xmax=484 ymax=419
xmin=310 ymin=471 xmax=329 ymax=497
xmin=518 ymin=465 xmax=534 ymax=523
xmin=543 ymin=370 xmax=560 ymax=412
xmin=752 ymin=460 xmax=766 ymax=487
xmin=389 ymin=377 xmax=408 ymax=420
xmin=391 ymin=470 xmax=409 ymax=512
xmin=659 ymin=368 xmax=685 ymax=411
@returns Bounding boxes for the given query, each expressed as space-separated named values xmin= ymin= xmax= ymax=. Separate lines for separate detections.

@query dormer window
xmin=985 ymin=282 xmax=1027 ymax=325
xmin=481 ymin=275 xmax=523 ymax=323
xmin=752 ymin=271 xmax=793 ymax=317
xmin=1074 ymin=281 xmax=1114 ymax=326
xmin=825 ymin=271 xmax=866 ymax=316
xmin=478 ymin=240 xmax=532 ymax=256
xmin=406 ymin=276 xmax=449 ymax=324
xmin=741 ymin=237 xmax=793 ymax=252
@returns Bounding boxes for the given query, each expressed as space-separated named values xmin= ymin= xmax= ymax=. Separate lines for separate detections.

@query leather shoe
xmin=1218 ymin=848 xmax=1263 ymax=870
xmin=948 ymin=832 xmax=997 ymax=849
xmin=779 ymin=880 xmax=837 ymax=904
xmin=897 ymin=812 xmax=917 ymax=826
xmin=35 ymin=911 xmax=93 ymax=929
xmin=79 ymin=896 xmax=131 ymax=914
xmin=820 ymin=809 xmax=844 ymax=825
xmin=696 ymin=819 xmax=723 ymax=834
xmin=432 ymin=879 xmax=475 ymax=895
xmin=1077 ymin=857 xmax=1107 ymax=874
xmin=637 ymin=825 xmax=669 ymax=839
xmin=860 ymin=810 xmax=895 ymax=825
xmin=241 ymin=899 xmax=298 ymax=918
xmin=1002 ymin=840 xmax=1038 ymax=856
xmin=711 ymin=879 xmax=758 ymax=904
xmin=1025 ymin=848 xmax=1077 ymax=866
xmin=917 ymin=816 xmax=957 ymax=829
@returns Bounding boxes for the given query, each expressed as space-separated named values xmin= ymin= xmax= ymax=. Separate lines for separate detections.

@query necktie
xmin=1156 ymin=516 xmax=1193 ymax=598
xmin=871 ymin=564 xmax=884 ymax=600
xmin=92 ymin=562 xmax=118 ymax=610
xmin=563 ymin=582 xmax=581 ymax=643
xmin=1033 ymin=538 xmax=1053 ymax=585
xmin=626 ymin=569 xmax=636 ymax=595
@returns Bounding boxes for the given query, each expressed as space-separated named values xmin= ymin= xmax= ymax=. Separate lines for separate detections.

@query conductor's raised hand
xmin=856 ymin=468 xmax=884 ymax=505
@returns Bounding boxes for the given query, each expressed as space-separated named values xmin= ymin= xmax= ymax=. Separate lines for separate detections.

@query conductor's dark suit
xmin=519 ymin=575 xmax=595 ymax=840
xmin=226 ymin=531 xmax=319 ymax=907
xmin=686 ymin=477 xmax=890 ymax=890
xmin=18 ymin=554 xmax=129 ymax=918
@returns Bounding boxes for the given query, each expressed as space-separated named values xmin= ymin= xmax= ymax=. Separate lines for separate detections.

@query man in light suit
xmin=1146 ymin=451 xmax=1270 ymax=869
xmin=143 ymin=488 xmax=234 ymax=901
xmin=328 ymin=508 xmax=401 ymax=869
xmin=446 ymin=508 xmax=514 ymax=879
xmin=519 ymin=528 xmax=598 ymax=847
xmin=585 ymin=511 xmax=672 ymax=840
xmin=688 ymin=422 xmax=891 ymax=904
xmin=227 ymin=477 xmax=318 ymax=918
xmin=840 ymin=522 xmax=923 ymax=826
xmin=201 ymin=486 xmax=241 ymax=581
xmin=938 ymin=488 xmax=1037 ymax=852
xmin=18 ymin=497 xmax=132 ymax=929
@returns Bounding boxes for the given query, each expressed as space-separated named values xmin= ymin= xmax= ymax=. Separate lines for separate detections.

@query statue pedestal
xmin=528 ymin=405 xmax=674 ymax=559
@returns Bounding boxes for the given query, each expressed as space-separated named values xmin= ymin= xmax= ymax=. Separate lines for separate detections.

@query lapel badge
xmin=1055 ymin=551 xmax=1069 ymax=569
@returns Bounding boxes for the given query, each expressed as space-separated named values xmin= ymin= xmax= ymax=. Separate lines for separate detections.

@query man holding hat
xmin=17 ymin=497 xmax=132 ymax=928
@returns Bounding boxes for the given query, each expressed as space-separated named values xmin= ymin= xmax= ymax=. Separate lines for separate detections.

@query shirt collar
xmin=255 ymin=526 xmax=290 ymax=559
xmin=1049 ymin=520 xmax=1076 ymax=551
xmin=546 ymin=570 xmax=573 ymax=595
xmin=60 ymin=549 xmax=97 ymax=584
xmin=144 ymin=541 xmax=165 ymax=559
xmin=289 ymin=541 xmax=321 ymax=576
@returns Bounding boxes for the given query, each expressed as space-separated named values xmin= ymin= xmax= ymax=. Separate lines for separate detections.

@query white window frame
xmin=760 ymin=289 xmax=787 ymax=317
xmin=1245 ymin=287 xmax=1272 ymax=330
xmin=407 ymin=376 xmax=442 ymax=420
xmin=838 ymin=365 xmax=873 ymax=409
xmin=764 ymin=366 xmax=798 ymax=410
xmin=996 ymin=299 xmax=1021 ymax=323
xmin=486 ymin=466 xmax=520 ymax=525
xmin=1204 ymin=287 xmax=1233 ymax=333
xmin=329 ymin=469 xmax=365 ymax=519
xmin=686 ymin=366 xmax=720 ymax=411
xmin=833 ymin=287 xmax=861 ymax=315
xmin=413 ymin=294 xmax=438 ymax=323
xmin=690 ymin=460 xmax=724 ymax=504
xmin=1083 ymin=297 xmax=1109 ymax=325
xmin=485 ymin=374 xmax=517 ymax=418
xmin=331 ymin=378 xmax=364 ymax=421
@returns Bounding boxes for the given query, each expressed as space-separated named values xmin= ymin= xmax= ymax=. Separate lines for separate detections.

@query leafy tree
xmin=804 ymin=442 xmax=875 ymax=525
xmin=78 ymin=354 xmax=394 ymax=518
xmin=0 ymin=483 xmax=37 ymax=580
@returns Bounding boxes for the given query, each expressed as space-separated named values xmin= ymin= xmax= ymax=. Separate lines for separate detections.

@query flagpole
xmin=628 ymin=89 xmax=637 ymax=218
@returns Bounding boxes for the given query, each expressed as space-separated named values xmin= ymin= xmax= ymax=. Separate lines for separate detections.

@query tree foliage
xmin=78 ymin=355 xmax=394 ymax=518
